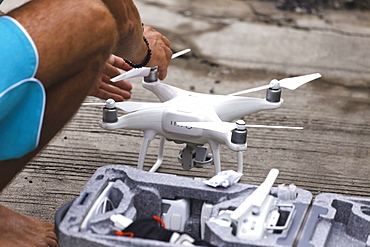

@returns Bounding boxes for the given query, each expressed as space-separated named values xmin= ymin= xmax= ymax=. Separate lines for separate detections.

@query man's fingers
xmin=99 ymin=83 xmax=131 ymax=101
xmin=103 ymin=63 xmax=121 ymax=78
xmin=45 ymin=236 xmax=58 ymax=247
xmin=157 ymin=67 xmax=167 ymax=81
xmin=142 ymin=25 xmax=172 ymax=80
xmin=156 ymin=46 xmax=172 ymax=80
xmin=44 ymin=223 xmax=58 ymax=247
xmin=92 ymin=88 xmax=124 ymax=102
xmin=108 ymin=54 xmax=132 ymax=71
xmin=111 ymin=80 xmax=133 ymax=92
xmin=89 ymin=55 xmax=134 ymax=101
xmin=161 ymin=35 xmax=170 ymax=47
xmin=101 ymin=74 xmax=132 ymax=92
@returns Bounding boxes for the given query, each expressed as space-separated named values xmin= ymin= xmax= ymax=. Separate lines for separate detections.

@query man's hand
xmin=143 ymin=26 xmax=172 ymax=80
xmin=89 ymin=55 xmax=133 ymax=101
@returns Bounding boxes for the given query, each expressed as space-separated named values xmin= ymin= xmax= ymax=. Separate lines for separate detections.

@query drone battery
xmin=161 ymin=198 xmax=190 ymax=231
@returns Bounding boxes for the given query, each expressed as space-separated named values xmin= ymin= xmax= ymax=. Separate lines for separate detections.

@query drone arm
xmin=228 ymin=85 xmax=270 ymax=96
xmin=214 ymin=96 xmax=283 ymax=122
xmin=142 ymin=80 xmax=193 ymax=102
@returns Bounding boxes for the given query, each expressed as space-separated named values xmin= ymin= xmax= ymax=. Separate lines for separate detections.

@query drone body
xmin=84 ymin=51 xmax=321 ymax=176
xmin=102 ymin=79 xmax=283 ymax=146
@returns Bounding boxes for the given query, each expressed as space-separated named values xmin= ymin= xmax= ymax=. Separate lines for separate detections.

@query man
xmin=0 ymin=0 xmax=172 ymax=246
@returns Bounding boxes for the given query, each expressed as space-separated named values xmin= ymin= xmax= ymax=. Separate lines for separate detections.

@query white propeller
xmin=171 ymin=48 xmax=191 ymax=59
xmin=82 ymin=99 xmax=163 ymax=112
xmin=111 ymin=67 xmax=151 ymax=82
xmin=229 ymin=73 xmax=322 ymax=96
xmin=176 ymin=120 xmax=303 ymax=133
xmin=110 ymin=48 xmax=191 ymax=82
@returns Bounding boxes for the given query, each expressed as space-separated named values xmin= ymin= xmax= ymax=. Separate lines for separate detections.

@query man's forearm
xmin=102 ymin=0 xmax=147 ymax=64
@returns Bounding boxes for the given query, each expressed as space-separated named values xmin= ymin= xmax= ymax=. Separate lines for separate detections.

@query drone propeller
xmin=110 ymin=67 xmax=151 ymax=82
xmin=111 ymin=48 xmax=191 ymax=82
xmin=171 ymin=48 xmax=191 ymax=59
xmin=82 ymin=99 xmax=162 ymax=112
xmin=176 ymin=120 xmax=303 ymax=133
xmin=229 ymin=73 xmax=322 ymax=96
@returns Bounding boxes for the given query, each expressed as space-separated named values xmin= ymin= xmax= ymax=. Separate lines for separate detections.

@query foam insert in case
xmin=55 ymin=165 xmax=369 ymax=247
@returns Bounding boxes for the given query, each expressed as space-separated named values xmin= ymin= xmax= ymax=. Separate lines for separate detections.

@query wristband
xmin=124 ymin=36 xmax=152 ymax=68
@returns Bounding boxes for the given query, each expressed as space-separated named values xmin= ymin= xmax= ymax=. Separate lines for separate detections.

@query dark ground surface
xmin=0 ymin=0 xmax=369 ymax=228
xmin=274 ymin=0 xmax=370 ymax=12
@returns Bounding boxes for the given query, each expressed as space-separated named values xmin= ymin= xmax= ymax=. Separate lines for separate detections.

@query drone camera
xmin=178 ymin=145 xmax=213 ymax=170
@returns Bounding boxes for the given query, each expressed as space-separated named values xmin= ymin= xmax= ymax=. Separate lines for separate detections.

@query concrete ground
xmin=1 ymin=0 xmax=369 ymax=227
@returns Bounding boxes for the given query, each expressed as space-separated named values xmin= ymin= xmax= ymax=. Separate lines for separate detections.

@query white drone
xmin=84 ymin=49 xmax=321 ymax=175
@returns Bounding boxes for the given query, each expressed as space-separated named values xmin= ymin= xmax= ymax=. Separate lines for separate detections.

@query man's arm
xmin=102 ymin=0 xmax=147 ymax=63
xmin=102 ymin=0 xmax=172 ymax=80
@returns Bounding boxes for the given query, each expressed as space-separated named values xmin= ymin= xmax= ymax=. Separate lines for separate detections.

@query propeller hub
xmin=269 ymin=79 xmax=280 ymax=90
xmin=105 ymin=99 xmax=116 ymax=109
xmin=236 ymin=120 xmax=246 ymax=130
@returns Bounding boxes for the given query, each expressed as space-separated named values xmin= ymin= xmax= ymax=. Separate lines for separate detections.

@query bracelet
xmin=124 ymin=36 xmax=152 ymax=68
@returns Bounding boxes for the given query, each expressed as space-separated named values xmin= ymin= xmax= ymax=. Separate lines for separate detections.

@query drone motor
xmin=231 ymin=120 xmax=248 ymax=144
xmin=266 ymin=80 xmax=282 ymax=103
xmin=144 ymin=67 xmax=158 ymax=83
xmin=102 ymin=99 xmax=118 ymax=123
